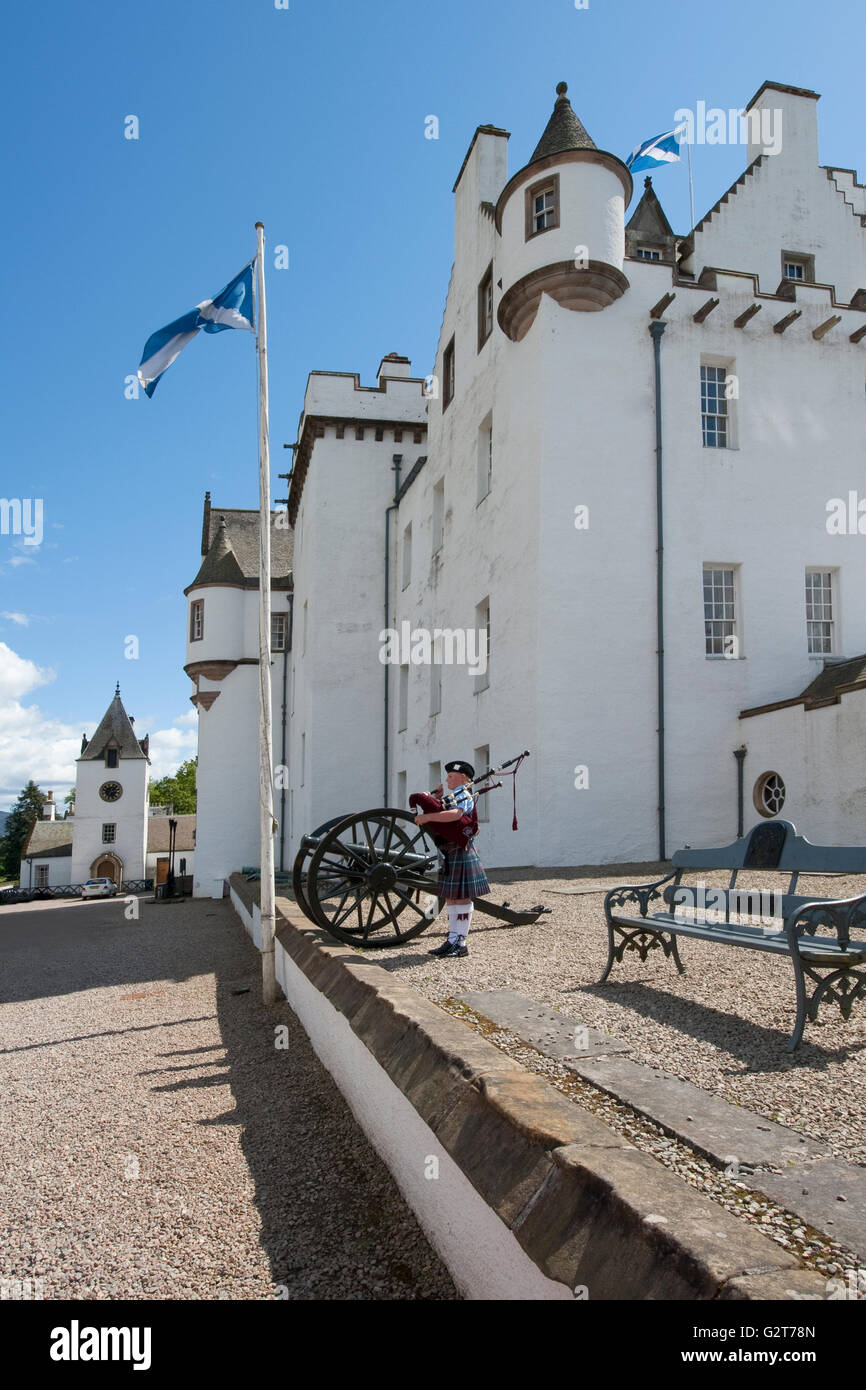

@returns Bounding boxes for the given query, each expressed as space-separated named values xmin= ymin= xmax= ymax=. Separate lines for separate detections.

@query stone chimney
xmin=377 ymin=352 xmax=412 ymax=386
xmin=43 ymin=791 xmax=56 ymax=822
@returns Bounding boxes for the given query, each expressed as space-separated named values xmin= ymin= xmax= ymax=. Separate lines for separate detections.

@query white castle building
xmin=20 ymin=686 xmax=196 ymax=889
xmin=186 ymin=78 xmax=866 ymax=895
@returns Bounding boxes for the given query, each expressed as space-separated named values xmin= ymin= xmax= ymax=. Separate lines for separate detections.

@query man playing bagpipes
xmin=410 ymin=759 xmax=490 ymax=958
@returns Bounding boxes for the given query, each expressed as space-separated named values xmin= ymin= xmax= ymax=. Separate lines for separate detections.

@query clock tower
xmin=70 ymin=684 xmax=150 ymax=887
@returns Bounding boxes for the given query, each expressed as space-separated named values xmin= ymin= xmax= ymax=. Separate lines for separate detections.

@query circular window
xmin=753 ymin=772 xmax=785 ymax=818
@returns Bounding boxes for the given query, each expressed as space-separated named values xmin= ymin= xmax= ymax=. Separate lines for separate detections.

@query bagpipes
xmin=408 ymin=750 xmax=531 ymax=849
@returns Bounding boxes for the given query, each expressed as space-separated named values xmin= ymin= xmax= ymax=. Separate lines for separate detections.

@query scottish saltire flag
xmin=137 ymin=259 xmax=255 ymax=397
xmin=626 ymin=126 xmax=687 ymax=174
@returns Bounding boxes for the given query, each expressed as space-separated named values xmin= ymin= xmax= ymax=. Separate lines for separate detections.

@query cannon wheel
xmin=305 ymin=808 xmax=444 ymax=947
xmin=292 ymin=814 xmax=353 ymax=923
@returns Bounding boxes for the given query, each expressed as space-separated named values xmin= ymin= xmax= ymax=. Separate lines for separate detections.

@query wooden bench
xmin=600 ymin=820 xmax=866 ymax=1051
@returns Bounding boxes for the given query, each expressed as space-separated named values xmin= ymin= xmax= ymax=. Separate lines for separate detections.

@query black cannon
xmin=291 ymin=754 xmax=551 ymax=948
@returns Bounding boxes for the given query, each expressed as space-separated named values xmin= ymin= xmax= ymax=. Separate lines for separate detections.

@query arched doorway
xmin=91 ymin=852 xmax=123 ymax=886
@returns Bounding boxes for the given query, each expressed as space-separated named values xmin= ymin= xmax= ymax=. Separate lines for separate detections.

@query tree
xmin=0 ymin=781 xmax=46 ymax=880
xmin=148 ymin=757 xmax=197 ymax=815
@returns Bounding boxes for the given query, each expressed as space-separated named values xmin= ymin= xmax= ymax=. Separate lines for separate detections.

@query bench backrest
xmin=672 ymin=820 xmax=866 ymax=876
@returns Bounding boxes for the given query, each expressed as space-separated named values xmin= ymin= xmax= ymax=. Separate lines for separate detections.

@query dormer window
xmin=636 ymin=246 xmax=662 ymax=261
xmin=782 ymin=252 xmax=814 ymax=283
xmin=105 ymin=748 xmax=118 ymax=769
xmin=525 ymin=175 xmax=560 ymax=239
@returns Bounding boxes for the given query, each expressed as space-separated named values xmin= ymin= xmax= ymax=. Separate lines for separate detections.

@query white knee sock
xmin=446 ymin=905 xmax=462 ymax=941
xmin=452 ymin=903 xmax=473 ymax=941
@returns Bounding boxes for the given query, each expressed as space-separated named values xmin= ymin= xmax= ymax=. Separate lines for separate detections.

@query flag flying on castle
xmin=137 ymin=259 xmax=256 ymax=397
xmin=626 ymin=125 xmax=687 ymax=173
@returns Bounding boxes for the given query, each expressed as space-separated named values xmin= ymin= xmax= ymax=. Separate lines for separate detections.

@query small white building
xmin=20 ymin=686 xmax=196 ymax=889
xmin=188 ymin=77 xmax=866 ymax=886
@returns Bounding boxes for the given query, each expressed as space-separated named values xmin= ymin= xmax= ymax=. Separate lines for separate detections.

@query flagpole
xmin=255 ymin=220 xmax=277 ymax=1006
xmin=686 ymin=137 xmax=695 ymax=232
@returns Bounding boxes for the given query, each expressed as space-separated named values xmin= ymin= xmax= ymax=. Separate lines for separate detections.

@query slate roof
xmin=799 ymin=655 xmax=866 ymax=703
xmin=741 ymin=654 xmax=866 ymax=719
xmin=529 ymin=82 xmax=596 ymax=164
xmin=80 ymin=687 xmax=149 ymax=762
xmin=194 ymin=493 xmax=293 ymax=587
xmin=147 ymin=814 xmax=196 ymax=852
xmin=23 ymin=821 xmax=74 ymax=858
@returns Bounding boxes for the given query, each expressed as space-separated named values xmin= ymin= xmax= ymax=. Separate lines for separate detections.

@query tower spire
xmin=528 ymin=81 xmax=596 ymax=164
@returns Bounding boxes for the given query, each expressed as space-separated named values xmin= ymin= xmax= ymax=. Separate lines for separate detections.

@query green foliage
xmin=148 ymin=757 xmax=197 ymax=815
xmin=0 ymin=781 xmax=46 ymax=879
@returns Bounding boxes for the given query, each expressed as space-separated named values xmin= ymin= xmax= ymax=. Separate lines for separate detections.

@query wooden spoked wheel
xmin=304 ymin=808 xmax=444 ymax=947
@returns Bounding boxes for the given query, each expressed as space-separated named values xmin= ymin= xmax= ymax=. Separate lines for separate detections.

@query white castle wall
xmin=738 ymin=692 xmax=866 ymax=846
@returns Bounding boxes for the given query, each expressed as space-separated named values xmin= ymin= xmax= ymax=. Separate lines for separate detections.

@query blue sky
xmin=1 ymin=0 xmax=863 ymax=810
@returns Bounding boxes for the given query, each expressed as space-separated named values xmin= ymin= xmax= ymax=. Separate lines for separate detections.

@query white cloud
xmin=1 ymin=612 xmax=30 ymax=626
xmin=0 ymin=641 xmax=197 ymax=809
xmin=0 ymin=642 xmax=55 ymax=700
xmin=147 ymin=725 xmax=197 ymax=779
xmin=7 ymin=554 xmax=36 ymax=568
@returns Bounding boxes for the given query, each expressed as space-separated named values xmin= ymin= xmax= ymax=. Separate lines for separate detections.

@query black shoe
xmin=428 ymin=939 xmax=456 ymax=957
xmin=450 ymin=942 xmax=469 ymax=958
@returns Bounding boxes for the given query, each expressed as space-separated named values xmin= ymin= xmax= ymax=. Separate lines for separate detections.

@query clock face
xmin=99 ymin=781 xmax=123 ymax=803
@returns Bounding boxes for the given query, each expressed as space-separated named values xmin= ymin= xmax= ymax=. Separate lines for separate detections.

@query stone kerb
xmin=229 ymin=875 xmax=827 ymax=1301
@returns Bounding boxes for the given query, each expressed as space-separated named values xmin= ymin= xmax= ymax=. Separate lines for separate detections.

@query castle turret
xmin=494 ymin=82 xmax=633 ymax=339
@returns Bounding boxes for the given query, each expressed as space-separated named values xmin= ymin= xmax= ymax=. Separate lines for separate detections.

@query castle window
xmin=375 ymin=425 xmax=384 ymax=441
xmin=430 ymin=656 xmax=441 ymax=717
xmin=526 ymin=175 xmax=560 ymax=239
xmin=336 ymin=424 xmax=345 ymax=439
xmin=413 ymin=430 xmax=423 ymax=445
xmin=443 ymin=338 xmax=455 ymax=410
xmin=782 ymin=252 xmax=814 ymax=283
xmin=754 ymin=772 xmax=786 ymax=819
xmin=432 ymin=479 xmax=445 ymax=554
xmin=190 ymin=600 xmax=204 ymax=642
xmin=636 ymin=246 xmax=662 ymax=261
xmin=402 ymin=522 xmax=412 ymax=589
xmin=806 ymin=570 xmax=835 ymax=655
xmin=355 ymin=425 xmax=365 ymax=440
xmin=35 ymin=865 xmax=49 ymax=887
xmin=703 ymin=566 xmax=739 ymax=657
xmin=475 ymin=598 xmax=490 ymax=693
xmin=398 ymin=665 xmax=409 ymax=732
xmin=478 ymin=264 xmax=494 ymax=350
xmin=102 ymin=824 xmax=116 ymax=843
xmin=477 ymin=413 xmax=493 ymax=503
xmin=271 ymin=612 xmax=288 ymax=652
xmin=700 ymin=365 xmax=728 ymax=448
xmin=105 ymin=749 xmax=118 ymax=769
xmin=394 ymin=429 xmax=403 ymax=443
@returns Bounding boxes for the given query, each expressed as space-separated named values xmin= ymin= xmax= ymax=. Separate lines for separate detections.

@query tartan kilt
xmin=437 ymin=842 xmax=490 ymax=899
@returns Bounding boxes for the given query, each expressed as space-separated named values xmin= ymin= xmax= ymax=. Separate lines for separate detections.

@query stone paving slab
xmin=566 ymin=1053 xmax=826 ymax=1171
xmin=459 ymin=989 xmax=631 ymax=1059
xmin=455 ymin=989 xmax=866 ymax=1265
xmin=752 ymin=1159 xmax=866 ymax=1264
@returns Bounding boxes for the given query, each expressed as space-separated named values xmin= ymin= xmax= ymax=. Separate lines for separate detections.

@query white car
xmin=80 ymin=878 xmax=118 ymax=899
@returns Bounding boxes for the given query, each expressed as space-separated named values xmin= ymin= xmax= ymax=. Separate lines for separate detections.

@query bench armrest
xmin=605 ymin=870 xmax=678 ymax=920
xmin=785 ymin=892 xmax=866 ymax=952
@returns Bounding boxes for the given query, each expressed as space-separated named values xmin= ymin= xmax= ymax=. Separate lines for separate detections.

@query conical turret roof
xmin=190 ymin=515 xmax=246 ymax=587
xmin=529 ymin=82 xmax=596 ymax=163
xmin=79 ymin=684 xmax=149 ymax=761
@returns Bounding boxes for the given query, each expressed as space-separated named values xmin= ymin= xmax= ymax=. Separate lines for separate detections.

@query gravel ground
xmin=0 ymin=894 xmax=458 ymax=1301
xmin=368 ymin=864 xmax=866 ymax=1289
